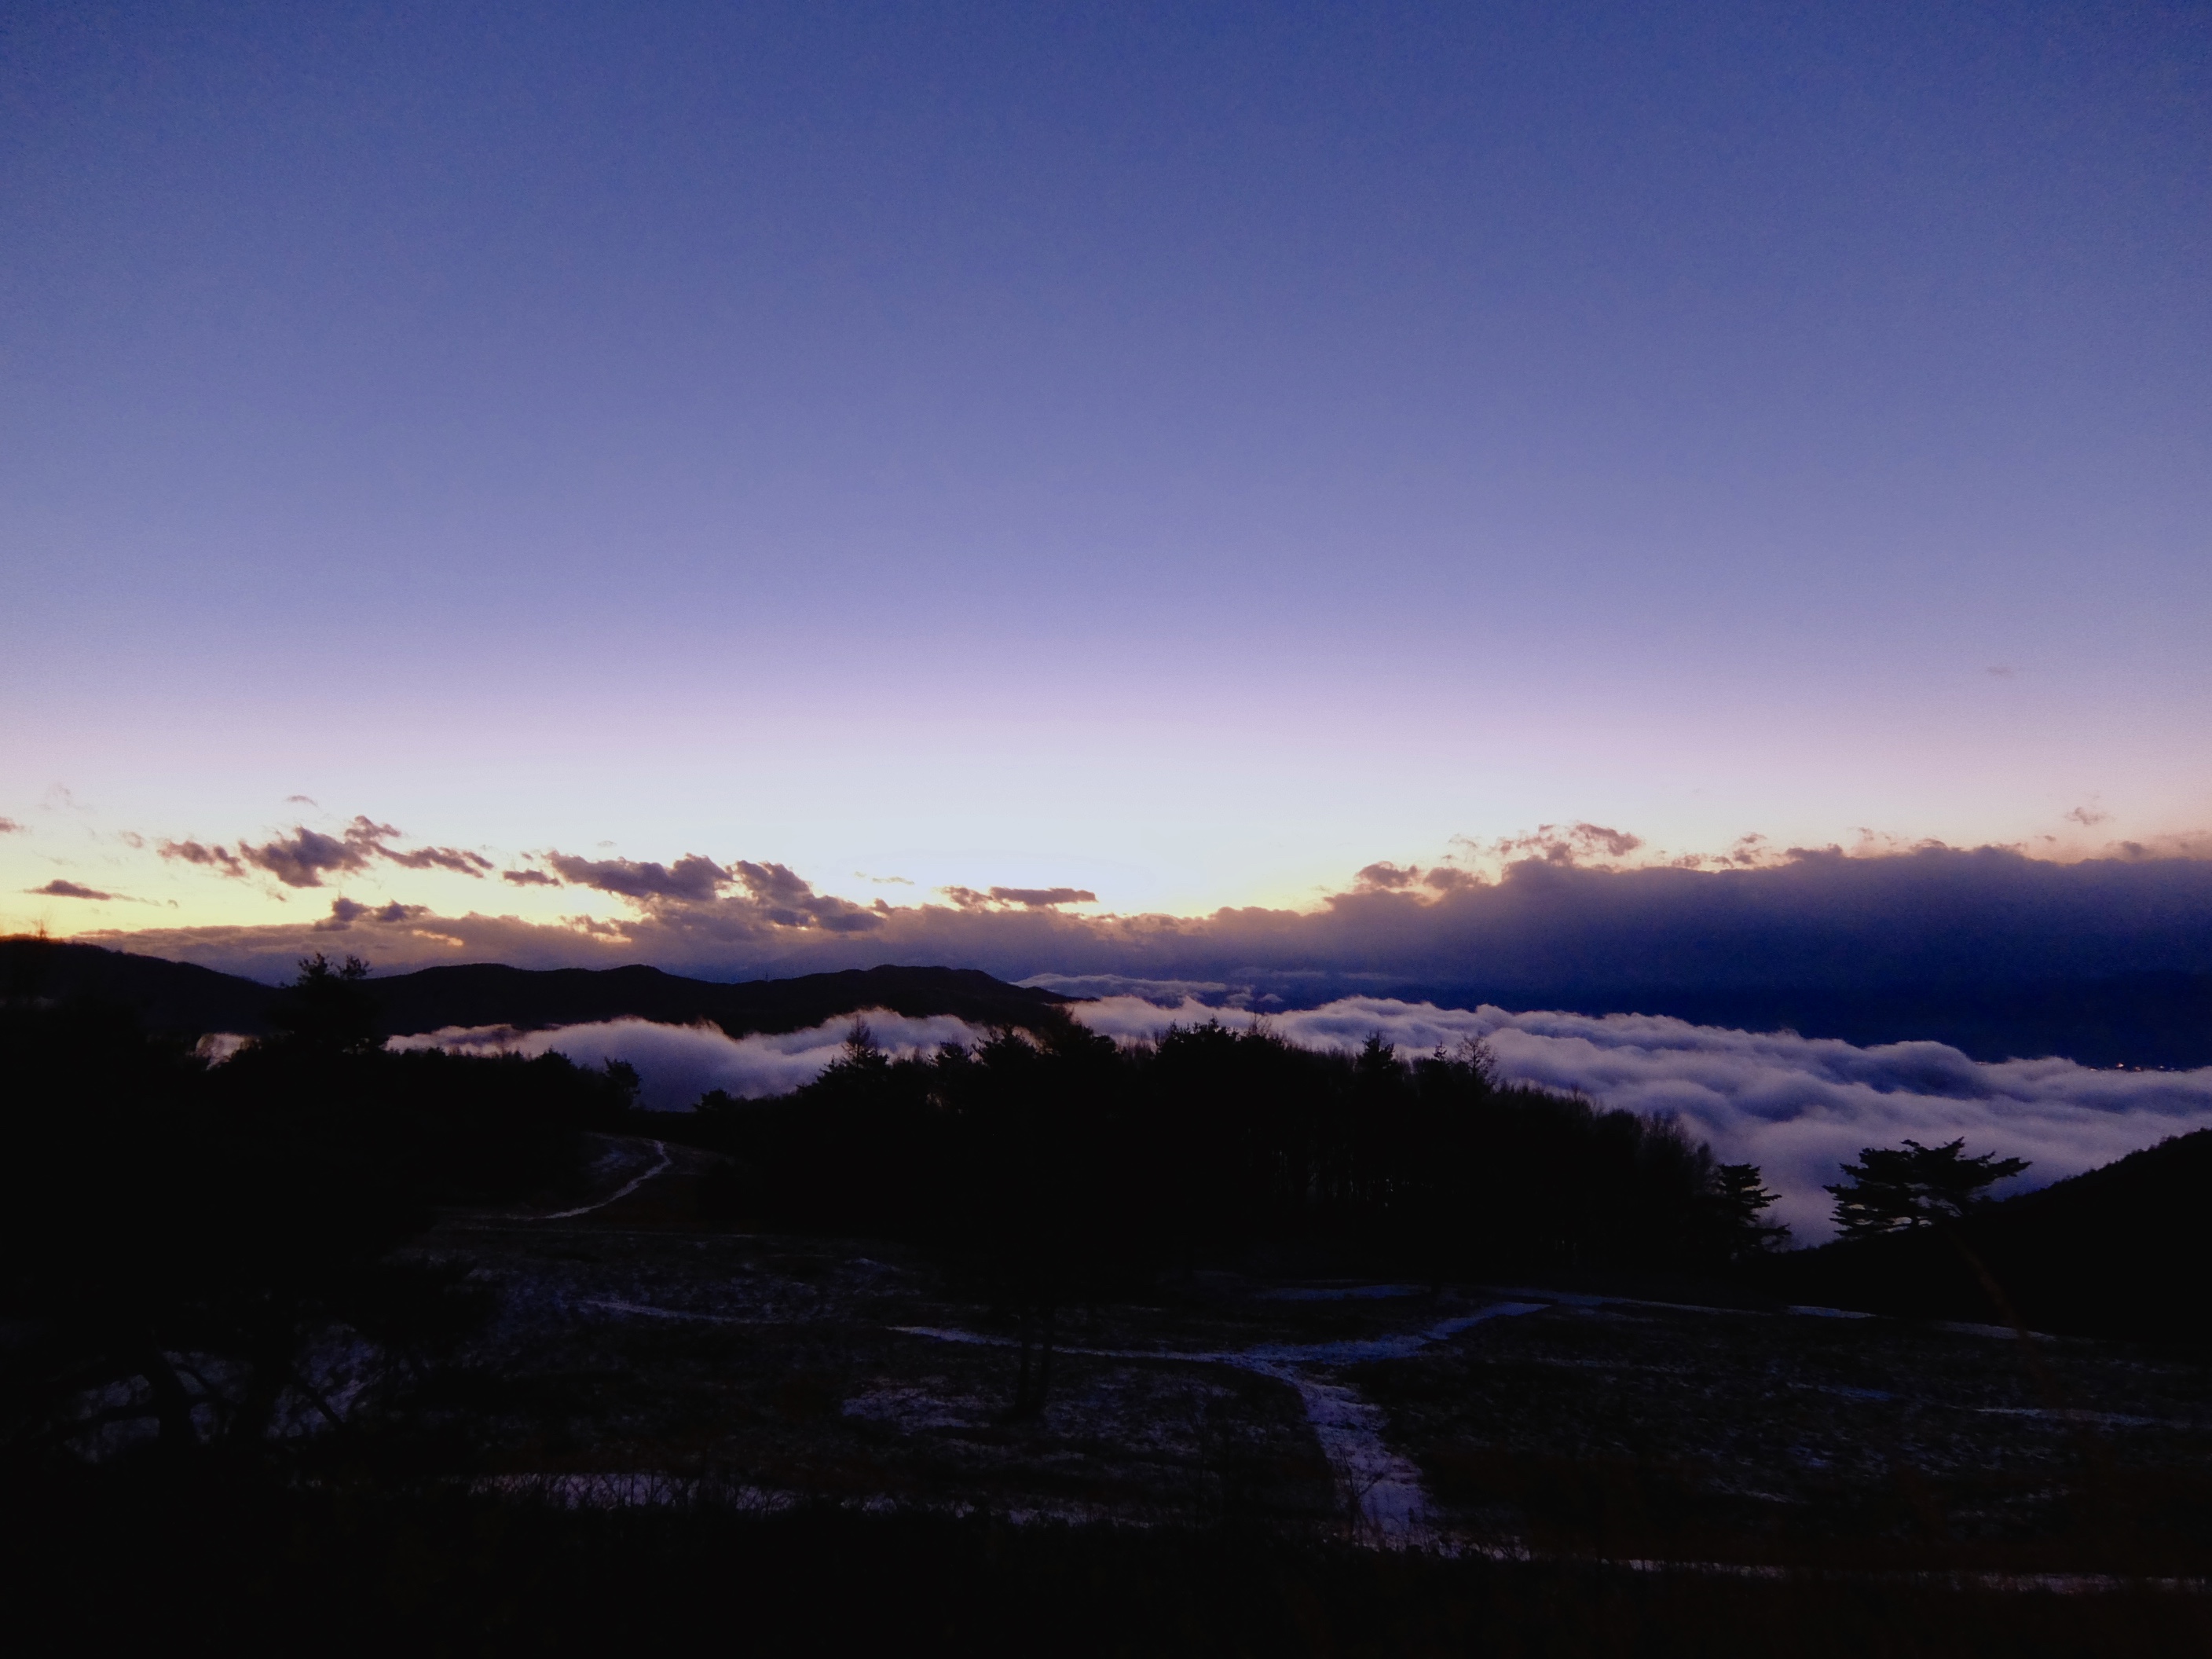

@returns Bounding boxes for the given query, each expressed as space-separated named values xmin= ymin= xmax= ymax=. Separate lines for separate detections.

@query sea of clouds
xmin=396 ymin=997 xmax=2212 ymax=1240
xmin=387 ymin=1010 xmax=984 ymax=1112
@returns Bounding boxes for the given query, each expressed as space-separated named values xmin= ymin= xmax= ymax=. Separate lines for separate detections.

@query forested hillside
xmin=0 ymin=938 xmax=1070 ymax=1039
xmin=1773 ymin=1129 xmax=2212 ymax=1343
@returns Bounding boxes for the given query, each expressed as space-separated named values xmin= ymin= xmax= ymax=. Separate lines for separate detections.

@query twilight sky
xmin=5 ymin=2 xmax=2209 ymax=950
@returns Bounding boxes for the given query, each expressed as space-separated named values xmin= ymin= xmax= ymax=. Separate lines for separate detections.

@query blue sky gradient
xmin=5 ymin=1 xmax=2208 ymax=939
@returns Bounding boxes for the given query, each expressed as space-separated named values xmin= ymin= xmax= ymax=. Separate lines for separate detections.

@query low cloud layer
xmin=394 ymin=998 xmax=2212 ymax=1241
xmin=390 ymin=1009 xmax=985 ymax=1111
xmin=1072 ymin=998 xmax=2212 ymax=1240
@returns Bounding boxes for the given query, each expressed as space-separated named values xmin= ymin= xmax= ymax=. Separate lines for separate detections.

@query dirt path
xmin=894 ymin=1299 xmax=1549 ymax=1544
xmin=534 ymin=1139 xmax=672 ymax=1220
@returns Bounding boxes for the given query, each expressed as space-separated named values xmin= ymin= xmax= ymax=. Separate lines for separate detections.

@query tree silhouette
xmin=680 ymin=1012 xmax=1765 ymax=1300
xmin=1706 ymin=1163 xmax=1790 ymax=1261
xmin=0 ymin=956 xmax=642 ymax=1463
xmin=266 ymin=952 xmax=380 ymax=1054
xmin=1826 ymin=1138 xmax=2030 ymax=1237
xmin=0 ymin=986 xmax=438 ymax=1459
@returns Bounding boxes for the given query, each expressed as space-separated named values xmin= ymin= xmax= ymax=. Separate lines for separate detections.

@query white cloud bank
xmin=388 ymin=1009 xmax=982 ymax=1112
xmin=1077 ymin=997 xmax=2212 ymax=1239
xmin=397 ymin=998 xmax=2212 ymax=1241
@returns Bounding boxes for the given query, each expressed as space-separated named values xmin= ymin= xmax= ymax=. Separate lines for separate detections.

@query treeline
xmin=1 ymin=957 xmax=635 ymax=1462
xmin=1774 ymin=1130 xmax=2212 ymax=1345
xmin=672 ymin=1015 xmax=1781 ymax=1285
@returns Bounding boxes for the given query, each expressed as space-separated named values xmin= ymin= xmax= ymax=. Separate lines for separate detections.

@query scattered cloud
xmin=856 ymin=872 xmax=915 ymax=886
xmin=29 ymin=879 xmax=112 ymax=900
xmin=2067 ymin=804 xmax=2112 ymax=827
xmin=159 ymin=816 xmax=491 ymax=888
xmin=1986 ymin=665 xmax=2017 ymax=678
xmin=1356 ymin=862 xmax=1420 ymax=891
xmin=1720 ymin=833 xmax=1772 ymax=866
xmin=1355 ymin=862 xmax=1485 ymax=895
xmin=243 ymin=826 xmax=376 ymax=888
xmin=375 ymin=841 xmax=495 ymax=876
xmin=733 ymin=860 xmax=811 ymax=906
xmin=0 ymin=818 xmax=24 ymax=835
xmin=315 ymin=895 xmax=430 ymax=931
xmin=159 ymin=838 xmax=246 ymax=875
xmin=325 ymin=817 xmax=491 ymax=879
xmin=529 ymin=851 xmax=884 ymax=932
xmin=942 ymin=884 xmax=1098 ymax=911
xmin=546 ymin=851 xmax=731 ymax=903
xmin=731 ymin=859 xmax=884 ymax=932
xmin=989 ymin=887 xmax=1097 ymax=909
xmin=286 ymin=794 xmax=318 ymax=806
xmin=89 ymin=821 xmax=2212 ymax=1005
xmin=1457 ymin=822 xmax=1648 ymax=870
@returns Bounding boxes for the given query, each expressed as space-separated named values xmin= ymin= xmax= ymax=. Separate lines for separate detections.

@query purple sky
xmin=4 ymin=2 xmax=2208 ymax=953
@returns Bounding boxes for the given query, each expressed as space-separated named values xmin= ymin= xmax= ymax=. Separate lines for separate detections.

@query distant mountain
xmin=0 ymin=939 xmax=1074 ymax=1040
xmin=1771 ymin=1129 xmax=2212 ymax=1345
xmin=1386 ymin=973 xmax=2212 ymax=1069
xmin=2 ymin=937 xmax=276 ymax=1035
xmin=358 ymin=961 xmax=1074 ymax=1039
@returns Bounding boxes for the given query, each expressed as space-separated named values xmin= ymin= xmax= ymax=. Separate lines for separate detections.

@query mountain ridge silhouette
xmin=0 ymin=939 xmax=1075 ymax=1040
xmin=7 ymin=936 xmax=2210 ymax=1067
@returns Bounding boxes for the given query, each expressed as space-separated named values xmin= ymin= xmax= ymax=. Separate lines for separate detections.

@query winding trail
xmin=534 ymin=1140 xmax=672 ymax=1221
xmin=581 ymin=1298 xmax=765 ymax=1324
xmin=894 ymin=1300 xmax=1548 ymax=1543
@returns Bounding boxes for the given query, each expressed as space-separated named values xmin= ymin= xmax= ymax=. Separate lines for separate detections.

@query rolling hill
xmin=1771 ymin=1128 xmax=2212 ymax=1344
xmin=0 ymin=939 xmax=1074 ymax=1040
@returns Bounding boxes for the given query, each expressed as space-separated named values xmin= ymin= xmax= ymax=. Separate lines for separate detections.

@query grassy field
xmin=28 ymin=1131 xmax=2210 ymax=1652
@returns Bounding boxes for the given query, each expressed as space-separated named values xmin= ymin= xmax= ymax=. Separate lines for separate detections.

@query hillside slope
xmin=1771 ymin=1129 xmax=2212 ymax=1344
xmin=363 ymin=961 xmax=1073 ymax=1038
xmin=2 ymin=936 xmax=276 ymax=1034
xmin=0 ymin=939 xmax=1072 ymax=1039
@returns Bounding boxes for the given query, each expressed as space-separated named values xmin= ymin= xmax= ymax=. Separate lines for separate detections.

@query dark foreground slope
xmin=1771 ymin=1129 xmax=2212 ymax=1344
xmin=1 ymin=936 xmax=276 ymax=1033
xmin=0 ymin=939 xmax=1071 ymax=1039
xmin=14 ymin=1473 xmax=2204 ymax=1659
